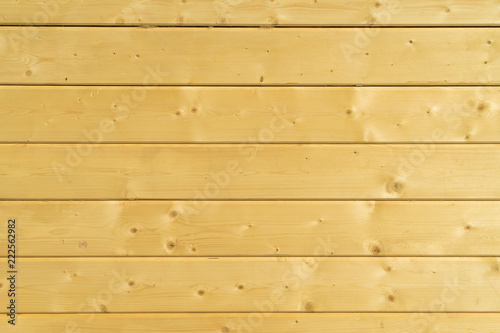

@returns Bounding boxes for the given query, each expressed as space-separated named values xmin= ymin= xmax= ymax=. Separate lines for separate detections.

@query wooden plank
xmin=2 ymin=144 xmax=500 ymax=200
xmin=2 ymin=201 xmax=500 ymax=257
xmin=1 ymin=257 xmax=500 ymax=313
xmin=2 ymin=86 xmax=500 ymax=143
xmin=1 ymin=0 xmax=500 ymax=26
xmin=3 ymin=313 xmax=500 ymax=333
xmin=1 ymin=27 xmax=498 ymax=85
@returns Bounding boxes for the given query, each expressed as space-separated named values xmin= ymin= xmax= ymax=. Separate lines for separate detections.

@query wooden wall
xmin=1 ymin=1 xmax=500 ymax=331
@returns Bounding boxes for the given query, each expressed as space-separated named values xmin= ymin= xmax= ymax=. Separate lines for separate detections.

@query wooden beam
xmin=2 ymin=144 xmax=500 ymax=199
xmin=1 ymin=86 xmax=499 ymax=143
xmin=2 ymin=313 xmax=500 ymax=332
xmin=2 ymin=257 xmax=500 ymax=313
xmin=1 ymin=27 xmax=498 ymax=85
xmin=1 ymin=201 xmax=500 ymax=257
xmin=1 ymin=0 xmax=500 ymax=26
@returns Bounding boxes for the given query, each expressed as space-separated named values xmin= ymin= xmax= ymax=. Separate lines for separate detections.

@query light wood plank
xmin=2 ymin=144 xmax=500 ymax=199
xmin=1 ymin=257 xmax=500 ymax=313
xmin=1 ymin=27 xmax=498 ymax=85
xmin=1 ymin=201 xmax=500 ymax=257
xmin=2 ymin=86 xmax=500 ymax=143
xmin=1 ymin=0 xmax=500 ymax=26
xmin=3 ymin=313 xmax=500 ymax=333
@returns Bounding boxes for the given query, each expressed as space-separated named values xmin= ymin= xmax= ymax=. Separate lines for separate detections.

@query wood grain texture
xmin=1 ymin=27 xmax=499 ymax=85
xmin=2 ymin=86 xmax=500 ymax=143
xmin=1 ymin=258 xmax=500 ymax=313
xmin=1 ymin=0 xmax=500 ymax=26
xmin=3 ymin=313 xmax=500 ymax=333
xmin=1 ymin=201 xmax=500 ymax=257
xmin=2 ymin=1 xmax=499 ymax=328
xmin=2 ymin=144 xmax=500 ymax=200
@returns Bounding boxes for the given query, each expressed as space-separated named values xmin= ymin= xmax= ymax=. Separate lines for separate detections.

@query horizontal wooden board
xmin=2 ymin=86 xmax=500 ymax=143
xmin=1 ymin=0 xmax=500 ymax=26
xmin=3 ymin=313 xmax=500 ymax=332
xmin=1 ymin=257 xmax=500 ymax=313
xmin=2 ymin=144 xmax=500 ymax=200
xmin=1 ymin=28 xmax=499 ymax=85
xmin=1 ymin=201 xmax=500 ymax=257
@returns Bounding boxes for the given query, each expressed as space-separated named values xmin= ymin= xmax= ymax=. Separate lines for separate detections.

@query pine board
xmin=1 ymin=27 xmax=499 ymax=85
xmin=2 ymin=144 xmax=500 ymax=199
xmin=1 ymin=257 xmax=500 ymax=313
xmin=1 ymin=86 xmax=499 ymax=143
xmin=2 ymin=313 xmax=500 ymax=333
xmin=1 ymin=201 xmax=500 ymax=256
xmin=1 ymin=0 xmax=500 ymax=26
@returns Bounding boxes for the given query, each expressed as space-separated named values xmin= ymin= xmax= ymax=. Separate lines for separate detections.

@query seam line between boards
xmin=1 ymin=25 xmax=500 ymax=28
xmin=1 ymin=84 xmax=500 ymax=87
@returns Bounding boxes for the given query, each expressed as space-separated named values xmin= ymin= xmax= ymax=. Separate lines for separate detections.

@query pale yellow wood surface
xmin=1 ymin=201 xmax=500 ymax=257
xmin=1 ymin=27 xmax=499 ymax=85
xmin=1 ymin=0 xmax=500 ymax=26
xmin=1 ymin=258 xmax=499 ymax=313
xmin=1 ymin=86 xmax=499 ymax=143
xmin=2 ymin=144 xmax=500 ymax=199
xmin=1 ymin=0 xmax=499 ymax=328
xmin=3 ymin=313 xmax=500 ymax=333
